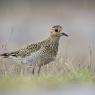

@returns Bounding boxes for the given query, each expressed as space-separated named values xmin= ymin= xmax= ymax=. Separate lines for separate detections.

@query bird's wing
xmin=0 ymin=42 xmax=43 ymax=58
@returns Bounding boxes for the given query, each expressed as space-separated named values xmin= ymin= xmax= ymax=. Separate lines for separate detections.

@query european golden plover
xmin=0 ymin=25 xmax=68 ymax=74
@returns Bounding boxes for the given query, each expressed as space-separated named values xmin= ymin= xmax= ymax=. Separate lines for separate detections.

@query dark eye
xmin=55 ymin=29 xmax=58 ymax=32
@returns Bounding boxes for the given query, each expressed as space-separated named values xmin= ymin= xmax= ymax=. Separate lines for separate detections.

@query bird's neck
xmin=49 ymin=35 xmax=60 ymax=43
xmin=40 ymin=36 xmax=60 ymax=47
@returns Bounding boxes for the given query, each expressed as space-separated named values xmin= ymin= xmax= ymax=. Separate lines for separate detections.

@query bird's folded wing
xmin=0 ymin=42 xmax=43 ymax=58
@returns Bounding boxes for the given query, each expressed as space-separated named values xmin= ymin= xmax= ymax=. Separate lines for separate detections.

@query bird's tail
xmin=0 ymin=53 xmax=10 ymax=58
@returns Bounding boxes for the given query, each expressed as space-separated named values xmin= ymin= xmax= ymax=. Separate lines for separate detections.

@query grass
xmin=0 ymin=68 xmax=95 ymax=90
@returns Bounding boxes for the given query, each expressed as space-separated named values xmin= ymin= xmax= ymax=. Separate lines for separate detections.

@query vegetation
xmin=0 ymin=62 xmax=95 ymax=90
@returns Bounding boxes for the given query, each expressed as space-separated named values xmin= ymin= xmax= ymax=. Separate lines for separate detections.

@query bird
xmin=0 ymin=25 xmax=68 ymax=74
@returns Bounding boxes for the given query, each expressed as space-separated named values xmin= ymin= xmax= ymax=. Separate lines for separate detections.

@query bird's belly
xmin=22 ymin=51 xmax=42 ymax=64
xmin=22 ymin=52 xmax=55 ymax=66
xmin=41 ymin=57 xmax=54 ymax=65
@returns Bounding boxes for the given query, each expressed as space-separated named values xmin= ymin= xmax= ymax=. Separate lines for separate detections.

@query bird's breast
xmin=45 ymin=42 xmax=59 ymax=57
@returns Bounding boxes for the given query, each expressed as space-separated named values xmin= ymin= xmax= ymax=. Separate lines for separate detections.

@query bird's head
xmin=50 ymin=25 xmax=68 ymax=38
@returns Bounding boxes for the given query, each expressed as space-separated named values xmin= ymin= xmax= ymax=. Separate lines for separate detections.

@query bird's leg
xmin=32 ymin=64 xmax=36 ymax=75
xmin=37 ymin=65 xmax=41 ymax=75
xmin=32 ymin=67 xmax=35 ymax=75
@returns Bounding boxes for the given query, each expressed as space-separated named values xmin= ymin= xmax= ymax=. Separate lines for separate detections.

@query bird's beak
xmin=61 ymin=32 xmax=68 ymax=37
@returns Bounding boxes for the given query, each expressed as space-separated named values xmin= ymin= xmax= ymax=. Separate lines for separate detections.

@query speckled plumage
xmin=0 ymin=25 xmax=68 ymax=74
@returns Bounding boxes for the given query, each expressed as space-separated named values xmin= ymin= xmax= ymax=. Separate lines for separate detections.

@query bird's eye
xmin=55 ymin=29 xmax=58 ymax=32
